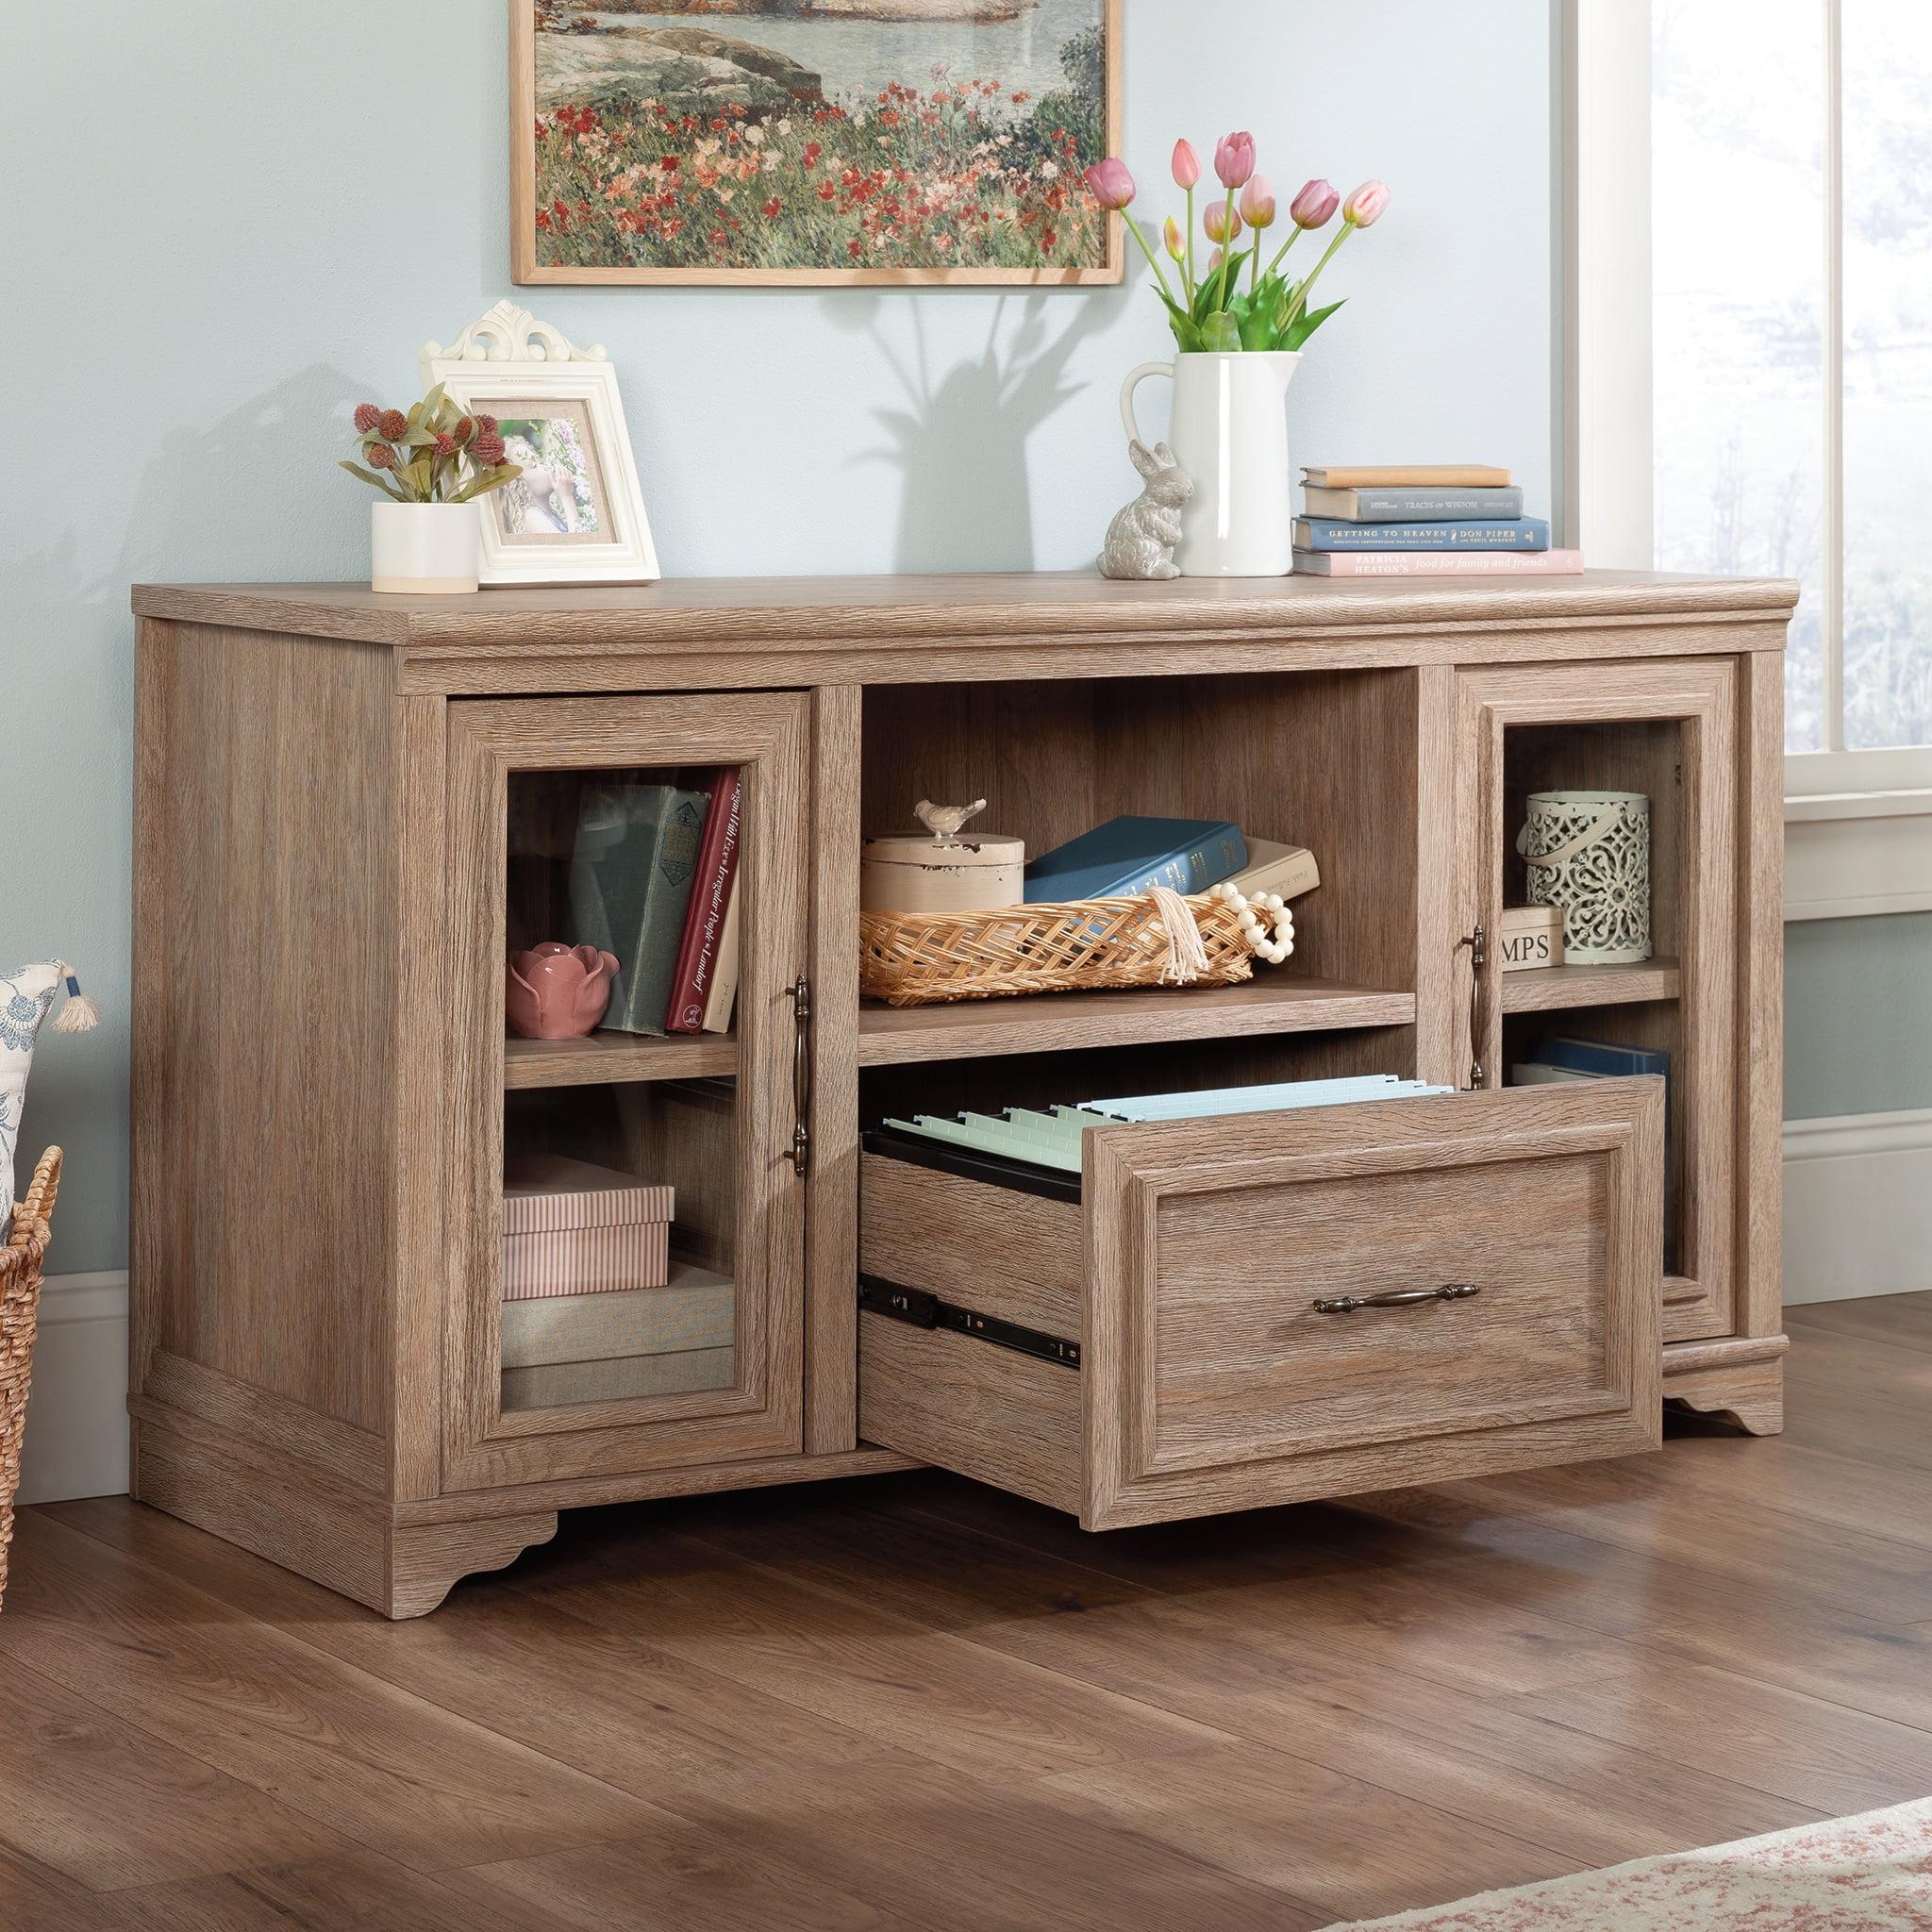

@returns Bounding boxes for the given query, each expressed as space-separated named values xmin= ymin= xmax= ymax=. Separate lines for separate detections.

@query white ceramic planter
xmin=370 ymin=502 xmax=480 ymax=595
xmin=1121 ymin=351 xmax=1301 ymax=577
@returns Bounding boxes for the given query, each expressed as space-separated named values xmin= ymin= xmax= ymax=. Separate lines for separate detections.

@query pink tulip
xmin=1172 ymin=139 xmax=1201 ymax=190
xmin=1163 ymin=215 xmax=1185 ymax=261
xmin=1290 ymin=177 xmax=1341 ymax=228
xmin=1084 ymin=157 xmax=1137 ymax=211
xmin=1213 ymin=130 xmax=1257 ymax=190
xmin=1239 ymin=175 xmax=1276 ymax=230
xmin=1203 ymin=200 xmax=1242 ymax=243
xmin=1342 ymin=178 xmax=1391 ymax=226
xmin=1207 ymin=246 xmax=1224 ymax=273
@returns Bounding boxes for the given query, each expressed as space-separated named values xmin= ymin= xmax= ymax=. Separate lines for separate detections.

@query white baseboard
xmin=14 ymin=1269 xmax=129 ymax=1507
xmin=8 ymin=1122 xmax=1929 ymax=1506
xmin=1782 ymin=1108 xmax=1932 ymax=1304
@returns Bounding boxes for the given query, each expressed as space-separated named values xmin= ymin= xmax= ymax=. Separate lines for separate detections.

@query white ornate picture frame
xmin=420 ymin=302 xmax=658 ymax=588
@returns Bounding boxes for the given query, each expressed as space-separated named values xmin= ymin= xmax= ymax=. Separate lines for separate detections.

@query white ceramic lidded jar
xmin=370 ymin=501 xmax=481 ymax=595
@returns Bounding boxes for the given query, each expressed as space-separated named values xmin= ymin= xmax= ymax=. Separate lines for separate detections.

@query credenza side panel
xmin=131 ymin=621 xmax=404 ymax=1467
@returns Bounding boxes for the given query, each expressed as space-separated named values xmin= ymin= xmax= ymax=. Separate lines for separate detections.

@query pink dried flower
xmin=434 ymin=432 xmax=457 ymax=457
xmin=352 ymin=403 xmax=382 ymax=434
xmin=472 ymin=433 xmax=508 ymax=466
xmin=475 ymin=412 xmax=499 ymax=435
xmin=454 ymin=415 xmax=475 ymax=445
xmin=364 ymin=441 xmax=396 ymax=470
xmin=376 ymin=408 xmax=408 ymax=441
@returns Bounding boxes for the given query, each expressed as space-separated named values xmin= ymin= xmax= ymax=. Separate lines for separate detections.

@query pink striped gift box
xmin=502 ymin=1153 xmax=674 ymax=1300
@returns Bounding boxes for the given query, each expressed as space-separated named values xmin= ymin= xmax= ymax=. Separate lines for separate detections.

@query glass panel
xmin=501 ymin=764 xmax=742 ymax=1414
xmin=1651 ymin=0 xmax=1827 ymax=750
xmin=1842 ymin=0 xmax=1932 ymax=748
xmin=502 ymin=1081 xmax=736 ymax=1412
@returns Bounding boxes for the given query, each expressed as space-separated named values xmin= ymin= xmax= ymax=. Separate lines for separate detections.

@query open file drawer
xmin=858 ymin=1081 xmax=1665 ymax=1529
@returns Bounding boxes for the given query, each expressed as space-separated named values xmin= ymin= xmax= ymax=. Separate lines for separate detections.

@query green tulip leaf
xmin=1284 ymin=297 xmax=1346 ymax=350
xmin=1199 ymin=310 xmax=1243 ymax=353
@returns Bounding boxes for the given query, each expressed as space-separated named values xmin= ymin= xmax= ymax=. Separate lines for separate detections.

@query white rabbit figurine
xmin=1097 ymin=439 xmax=1194 ymax=581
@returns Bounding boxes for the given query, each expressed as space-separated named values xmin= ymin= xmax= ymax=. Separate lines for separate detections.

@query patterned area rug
xmin=1325 ymin=1798 xmax=1932 ymax=1929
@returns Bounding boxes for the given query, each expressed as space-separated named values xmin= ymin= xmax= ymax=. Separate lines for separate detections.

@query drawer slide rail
xmin=858 ymin=1276 xmax=1081 ymax=1371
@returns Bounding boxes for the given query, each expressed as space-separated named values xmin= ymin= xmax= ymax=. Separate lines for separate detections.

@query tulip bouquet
xmin=1086 ymin=135 xmax=1389 ymax=355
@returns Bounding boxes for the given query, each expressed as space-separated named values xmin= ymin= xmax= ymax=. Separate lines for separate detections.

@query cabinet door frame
xmin=1453 ymin=658 xmax=1737 ymax=1342
xmin=441 ymin=692 xmax=809 ymax=1492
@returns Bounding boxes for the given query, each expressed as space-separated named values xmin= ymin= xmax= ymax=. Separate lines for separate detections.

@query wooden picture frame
xmin=421 ymin=303 xmax=660 ymax=588
xmin=510 ymin=0 xmax=1123 ymax=288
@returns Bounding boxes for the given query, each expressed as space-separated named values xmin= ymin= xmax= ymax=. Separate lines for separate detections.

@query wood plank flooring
xmin=6 ymin=1292 xmax=1930 ymax=1930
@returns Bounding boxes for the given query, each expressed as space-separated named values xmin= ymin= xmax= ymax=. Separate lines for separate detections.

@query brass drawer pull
xmin=791 ymin=974 xmax=812 ymax=1177
xmin=1313 ymin=1283 xmax=1482 ymax=1315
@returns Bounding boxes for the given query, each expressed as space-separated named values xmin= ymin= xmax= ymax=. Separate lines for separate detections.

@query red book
xmin=665 ymin=768 xmax=741 ymax=1033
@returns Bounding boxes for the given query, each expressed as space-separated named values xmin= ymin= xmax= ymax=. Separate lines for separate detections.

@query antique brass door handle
xmin=1312 ymin=1283 xmax=1482 ymax=1315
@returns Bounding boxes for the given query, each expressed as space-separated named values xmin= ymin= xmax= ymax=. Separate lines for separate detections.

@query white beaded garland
xmin=1210 ymin=878 xmax=1294 ymax=967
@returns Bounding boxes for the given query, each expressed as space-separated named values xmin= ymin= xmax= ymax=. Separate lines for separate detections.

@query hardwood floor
xmin=6 ymin=1293 xmax=1930 ymax=1930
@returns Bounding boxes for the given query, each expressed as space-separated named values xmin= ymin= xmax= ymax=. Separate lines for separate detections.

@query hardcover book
xmin=569 ymin=779 xmax=711 ymax=1037
xmin=1301 ymin=464 xmax=1511 ymax=489
xmin=1293 ymin=549 xmax=1584 ymax=577
xmin=1302 ymin=485 xmax=1525 ymax=521
xmin=700 ymin=883 xmax=741 ymax=1035
xmin=1225 ymin=838 xmax=1320 ymax=904
xmin=1295 ymin=517 xmax=1552 ymax=554
xmin=1023 ymin=815 xmax=1246 ymax=905
xmin=666 ymin=768 xmax=741 ymax=1034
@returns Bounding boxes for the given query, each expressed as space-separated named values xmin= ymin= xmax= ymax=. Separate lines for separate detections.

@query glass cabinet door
xmin=1454 ymin=659 xmax=1739 ymax=1344
xmin=442 ymin=693 xmax=809 ymax=1491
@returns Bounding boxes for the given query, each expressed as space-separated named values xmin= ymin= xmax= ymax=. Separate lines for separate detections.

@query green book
xmin=569 ymin=780 xmax=711 ymax=1037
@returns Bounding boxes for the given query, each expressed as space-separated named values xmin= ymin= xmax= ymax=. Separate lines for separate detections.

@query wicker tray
xmin=859 ymin=890 xmax=1256 ymax=1008
xmin=0 ymin=1145 xmax=61 ymax=1611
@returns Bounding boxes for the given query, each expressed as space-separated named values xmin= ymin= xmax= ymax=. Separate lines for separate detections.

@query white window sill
xmin=1785 ymin=788 xmax=1932 ymax=921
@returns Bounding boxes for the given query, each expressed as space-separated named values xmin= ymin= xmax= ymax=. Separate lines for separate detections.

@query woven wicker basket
xmin=1 ymin=1146 xmax=62 ymax=1612
xmin=859 ymin=891 xmax=1255 ymax=1008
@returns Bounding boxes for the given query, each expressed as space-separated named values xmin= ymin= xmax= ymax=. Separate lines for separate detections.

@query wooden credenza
xmin=129 ymin=570 xmax=1793 ymax=1616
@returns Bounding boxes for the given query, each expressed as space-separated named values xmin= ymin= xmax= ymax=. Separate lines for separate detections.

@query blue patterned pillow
xmin=0 ymin=961 xmax=96 ymax=1226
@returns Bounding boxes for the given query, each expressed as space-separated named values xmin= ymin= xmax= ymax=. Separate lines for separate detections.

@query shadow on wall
xmin=829 ymin=291 xmax=1119 ymax=573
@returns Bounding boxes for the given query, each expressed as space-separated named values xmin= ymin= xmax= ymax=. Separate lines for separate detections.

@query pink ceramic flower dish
xmin=506 ymin=943 xmax=620 ymax=1040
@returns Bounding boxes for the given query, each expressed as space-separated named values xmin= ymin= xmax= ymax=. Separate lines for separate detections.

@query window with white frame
xmin=1578 ymin=0 xmax=1932 ymax=788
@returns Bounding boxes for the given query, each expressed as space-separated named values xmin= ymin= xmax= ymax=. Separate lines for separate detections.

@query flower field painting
xmin=512 ymin=0 xmax=1122 ymax=284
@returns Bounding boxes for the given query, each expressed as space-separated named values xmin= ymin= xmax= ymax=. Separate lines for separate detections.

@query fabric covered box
xmin=502 ymin=1153 xmax=673 ymax=1301
xmin=499 ymin=1259 xmax=734 ymax=1409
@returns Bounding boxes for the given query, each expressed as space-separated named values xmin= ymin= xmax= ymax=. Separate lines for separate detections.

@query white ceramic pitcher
xmin=1121 ymin=351 xmax=1300 ymax=578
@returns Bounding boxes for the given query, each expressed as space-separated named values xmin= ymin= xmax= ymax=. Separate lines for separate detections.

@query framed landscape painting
xmin=511 ymin=0 xmax=1122 ymax=285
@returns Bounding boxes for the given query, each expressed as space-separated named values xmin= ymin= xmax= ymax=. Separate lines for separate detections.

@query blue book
xmin=1294 ymin=516 xmax=1552 ymax=553
xmin=1023 ymin=815 xmax=1246 ymax=905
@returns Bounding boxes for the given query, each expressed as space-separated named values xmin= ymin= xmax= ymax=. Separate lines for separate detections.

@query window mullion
xmin=1823 ymin=0 xmax=1846 ymax=753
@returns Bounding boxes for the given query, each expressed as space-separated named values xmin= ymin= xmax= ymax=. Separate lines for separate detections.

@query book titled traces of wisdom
xmin=569 ymin=778 xmax=711 ymax=1036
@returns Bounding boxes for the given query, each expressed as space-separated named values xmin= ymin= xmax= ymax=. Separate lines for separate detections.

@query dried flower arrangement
xmin=341 ymin=384 xmax=523 ymax=505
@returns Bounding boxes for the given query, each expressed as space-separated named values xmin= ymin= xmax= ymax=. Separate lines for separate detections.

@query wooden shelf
xmin=504 ymin=1029 xmax=738 ymax=1090
xmin=1501 ymin=957 xmax=1681 ymax=1015
xmin=856 ymin=977 xmax=1415 ymax=1069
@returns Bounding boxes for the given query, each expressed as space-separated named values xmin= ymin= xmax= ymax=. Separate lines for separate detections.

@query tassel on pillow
xmin=52 ymin=967 xmax=99 ymax=1035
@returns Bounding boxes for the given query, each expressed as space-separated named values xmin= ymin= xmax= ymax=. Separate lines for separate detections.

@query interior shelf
xmin=505 ymin=1029 xmax=739 ymax=1090
xmin=1500 ymin=957 xmax=1681 ymax=1015
xmin=857 ymin=977 xmax=1415 ymax=1069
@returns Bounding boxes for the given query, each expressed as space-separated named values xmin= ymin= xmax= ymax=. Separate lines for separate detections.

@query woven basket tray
xmin=1 ymin=1145 xmax=62 ymax=1612
xmin=859 ymin=891 xmax=1255 ymax=1008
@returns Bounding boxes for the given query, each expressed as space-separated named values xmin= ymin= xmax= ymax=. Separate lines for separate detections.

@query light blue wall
xmin=6 ymin=0 xmax=1557 ymax=1273
xmin=1786 ymin=914 xmax=1932 ymax=1120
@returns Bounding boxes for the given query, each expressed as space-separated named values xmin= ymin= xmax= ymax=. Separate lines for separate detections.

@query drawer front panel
xmin=1085 ymin=1081 xmax=1664 ymax=1527
xmin=1150 ymin=1146 xmax=1618 ymax=1470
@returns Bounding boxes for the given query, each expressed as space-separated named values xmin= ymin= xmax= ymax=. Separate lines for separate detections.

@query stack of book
xmin=1291 ymin=465 xmax=1584 ymax=578
xmin=568 ymin=769 xmax=742 ymax=1038
xmin=1022 ymin=814 xmax=1320 ymax=905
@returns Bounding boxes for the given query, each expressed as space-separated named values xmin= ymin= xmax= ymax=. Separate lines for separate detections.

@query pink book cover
xmin=1292 ymin=548 xmax=1586 ymax=577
